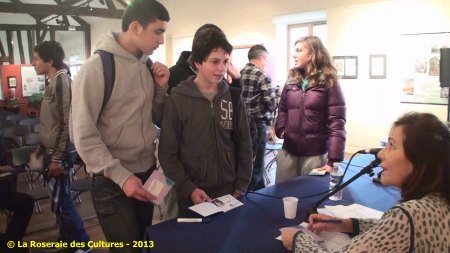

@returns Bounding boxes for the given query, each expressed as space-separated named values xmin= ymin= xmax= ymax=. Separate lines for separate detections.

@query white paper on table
xmin=323 ymin=203 xmax=383 ymax=219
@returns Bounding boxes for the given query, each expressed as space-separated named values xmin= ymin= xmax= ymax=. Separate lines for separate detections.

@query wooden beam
xmin=50 ymin=30 xmax=55 ymax=42
xmin=70 ymin=15 xmax=89 ymax=28
xmin=0 ymin=37 xmax=6 ymax=57
xmin=0 ymin=24 xmax=89 ymax=32
xmin=84 ymin=29 xmax=91 ymax=59
xmin=0 ymin=56 xmax=9 ymax=65
xmin=27 ymin=29 xmax=34 ymax=63
xmin=37 ymin=29 xmax=47 ymax=44
xmin=115 ymin=0 xmax=127 ymax=8
xmin=6 ymin=30 xmax=14 ymax=64
xmin=105 ymin=0 xmax=121 ymax=18
xmin=0 ymin=2 xmax=124 ymax=19
xmin=105 ymin=0 xmax=116 ymax=10
xmin=62 ymin=15 xmax=70 ymax=26
xmin=61 ymin=0 xmax=84 ymax=5
xmin=16 ymin=30 xmax=25 ymax=64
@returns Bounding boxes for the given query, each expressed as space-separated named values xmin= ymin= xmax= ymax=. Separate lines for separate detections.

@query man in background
xmin=168 ymin=51 xmax=196 ymax=94
xmin=33 ymin=40 xmax=90 ymax=253
xmin=240 ymin=45 xmax=276 ymax=191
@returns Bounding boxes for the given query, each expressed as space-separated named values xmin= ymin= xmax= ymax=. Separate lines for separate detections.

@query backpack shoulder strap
xmin=95 ymin=50 xmax=115 ymax=112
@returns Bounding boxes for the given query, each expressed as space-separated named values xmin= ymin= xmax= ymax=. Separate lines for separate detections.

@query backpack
xmin=69 ymin=50 xmax=155 ymax=143
xmin=95 ymin=50 xmax=154 ymax=112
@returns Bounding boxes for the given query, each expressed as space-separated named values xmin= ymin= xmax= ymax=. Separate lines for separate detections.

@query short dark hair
xmin=122 ymin=0 xmax=170 ymax=32
xmin=248 ymin=45 xmax=267 ymax=61
xmin=33 ymin=41 xmax=65 ymax=69
xmin=190 ymin=23 xmax=233 ymax=66
xmin=394 ymin=112 xmax=450 ymax=204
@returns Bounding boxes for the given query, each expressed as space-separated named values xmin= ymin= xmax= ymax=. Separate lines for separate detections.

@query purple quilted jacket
xmin=275 ymin=80 xmax=346 ymax=162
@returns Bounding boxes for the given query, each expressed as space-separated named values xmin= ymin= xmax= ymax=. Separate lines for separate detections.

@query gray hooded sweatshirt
xmin=71 ymin=32 xmax=167 ymax=187
xmin=159 ymin=77 xmax=253 ymax=201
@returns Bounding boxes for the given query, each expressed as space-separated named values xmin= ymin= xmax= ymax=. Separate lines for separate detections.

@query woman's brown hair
xmin=289 ymin=36 xmax=338 ymax=88
xmin=395 ymin=112 xmax=449 ymax=204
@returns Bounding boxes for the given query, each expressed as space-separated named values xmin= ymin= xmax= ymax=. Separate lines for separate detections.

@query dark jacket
xmin=168 ymin=51 xmax=196 ymax=94
xmin=159 ymin=77 xmax=253 ymax=201
xmin=40 ymin=69 xmax=72 ymax=161
xmin=275 ymin=79 xmax=346 ymax=162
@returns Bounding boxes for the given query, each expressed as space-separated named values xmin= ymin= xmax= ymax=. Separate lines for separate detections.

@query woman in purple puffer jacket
xmin=275 ymin=36 xmax=346 ymax=184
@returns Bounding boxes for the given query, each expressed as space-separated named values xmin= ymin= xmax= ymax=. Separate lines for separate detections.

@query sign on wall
xmin=400 ymin=32 xmax=450 ymax=105
xmin=21 ymin=66 xmax=45 ymax=97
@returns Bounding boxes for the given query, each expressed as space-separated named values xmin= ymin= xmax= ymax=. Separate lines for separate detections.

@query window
xmin=287 ymin=22 xmax=327 ymax=69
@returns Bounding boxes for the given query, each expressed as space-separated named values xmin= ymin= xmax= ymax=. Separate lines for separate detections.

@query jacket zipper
xmin=210 ymin=100 xmax=223 ymax=188
xmin=299 ymin=89 xmax=305 ymax=138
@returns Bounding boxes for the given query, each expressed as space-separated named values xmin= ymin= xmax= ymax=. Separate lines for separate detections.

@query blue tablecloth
xmin=144 ymin=154 xmax=401 ymax=253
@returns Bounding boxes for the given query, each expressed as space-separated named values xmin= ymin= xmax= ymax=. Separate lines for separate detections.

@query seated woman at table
xmin=281 ymin=112 xmax=450 ymax=252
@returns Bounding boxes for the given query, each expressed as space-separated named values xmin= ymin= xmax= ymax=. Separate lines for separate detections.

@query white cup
xmin=283 ymin=197 xmax=299 ymax=219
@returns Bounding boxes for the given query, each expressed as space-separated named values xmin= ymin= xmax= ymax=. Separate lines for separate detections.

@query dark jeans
xmin=249 ymin=120 xmax=267 ymax=191
xmin=47 ymin=152 xmax=90 ymax=253
xmin=91 ymin=167 xmax=155 ymax=253
xmin=0 ymin=189 xmax=34 ymax=253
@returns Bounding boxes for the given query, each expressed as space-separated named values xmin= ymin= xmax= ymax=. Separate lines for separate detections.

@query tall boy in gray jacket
xmin=71 ymin=1 xmax=170 ymax=252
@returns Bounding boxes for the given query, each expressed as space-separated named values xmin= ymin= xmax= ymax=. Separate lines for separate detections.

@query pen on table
xmin=177 ymin=218 xmax=211 ymax=223
xmin=313 ymin=219 xmax=342 ymax=224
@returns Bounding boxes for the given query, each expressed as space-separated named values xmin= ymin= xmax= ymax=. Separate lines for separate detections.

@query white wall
xmin=160 ymin=0 xmax=449 ymax=153
xmin=1 ymin=0 xmax=449 ymax=153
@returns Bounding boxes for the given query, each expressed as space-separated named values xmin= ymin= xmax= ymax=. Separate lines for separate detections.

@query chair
xmin=263 ymin=141 xmax=283 ymax=186
xmin=5 ymin=114 xmax=27 ymax=124
xmin=0 ymin=120 xmax=17 ymax=129
xmin=18 ymin=118 xmax=40 ymax=132
xmin=2 ymin=125 xmax=31 ymax=147
xmin=71 ymin=154 xmax=92 ymax=204
xmin=5 ymin=146 xmax=49 ymax=213
xmin=23 ymin=132 xmax=41 ymax=147
xmin=33 ymin=123 xmax=41 ymax=133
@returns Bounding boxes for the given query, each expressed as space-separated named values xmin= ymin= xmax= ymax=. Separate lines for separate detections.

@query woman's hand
xmin=280 ymin=227 xmax=300 ymax=251
xmin=308 ymin=214 xmax=353 ymax=234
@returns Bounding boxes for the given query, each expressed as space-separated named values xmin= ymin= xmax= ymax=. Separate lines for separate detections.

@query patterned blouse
xmin=294 ymin=194 xmax=450 ymax=252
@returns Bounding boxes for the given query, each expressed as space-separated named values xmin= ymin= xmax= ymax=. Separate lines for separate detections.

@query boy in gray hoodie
xmin=71 ymin=1 xmax=170 ymax=252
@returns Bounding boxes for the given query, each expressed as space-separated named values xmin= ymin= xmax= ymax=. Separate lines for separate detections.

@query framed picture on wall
xmin=7 ymin=76 xmax=17 ymax=88
xmin=369 ymin=54 xmax=386 ymax=79
xmin=333 ymin=56 xmax=358 ymax=79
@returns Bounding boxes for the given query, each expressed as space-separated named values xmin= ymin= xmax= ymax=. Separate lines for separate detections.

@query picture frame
xmin=333 ymin=56 xmax=358 ymax=79
xmin=7 ymin=76 xmax=17 ymax=88
xmin=369 ymin=54 xmax=386 ymax=79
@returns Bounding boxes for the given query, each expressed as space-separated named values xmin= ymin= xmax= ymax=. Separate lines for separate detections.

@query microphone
xmin=357 ymin=148 xmax=382 ymax=155
xmin=306 ymin=158 xmax=381 ymax=217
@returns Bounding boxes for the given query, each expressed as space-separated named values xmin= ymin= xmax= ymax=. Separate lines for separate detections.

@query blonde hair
xmin=289 ymin=36 xmax=337 ymax=88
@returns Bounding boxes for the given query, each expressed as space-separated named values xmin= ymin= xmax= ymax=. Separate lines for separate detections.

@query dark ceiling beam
xmin=105 ymin=0 xmax=122 ymax=18
xmin=62 ymin=15 xmax=70 ymax=26
xmin=115 ymin=0 xmax=127 ymax=8
xmin=0 ymin=2 xmax=124 ymax=19
xmin=105 ymin=0 xmax=116 ymax=10
xmin=61 ymin=0 xmax=84 ymax=5
xmin=0 ymin=24 xmax=90 ymax=32
xmin=70 ymin=15 xmax=90 ymax=28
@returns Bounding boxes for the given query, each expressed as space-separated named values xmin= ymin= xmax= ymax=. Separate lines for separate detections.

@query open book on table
xmin=189 ymin=194 xmax=243 ymax=217
xmin=143 ymin=169 xmax=175 ymax=205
